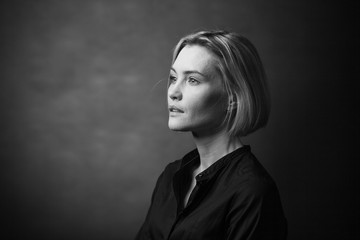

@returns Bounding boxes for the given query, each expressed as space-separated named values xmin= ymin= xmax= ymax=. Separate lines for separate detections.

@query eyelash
xmin=169 ymin=75 xmax=200 ymax=85
xmin=169 ymin=75 xmax=177 ymax=84
xmin=187 ymin=77 xmax=200 ymax=85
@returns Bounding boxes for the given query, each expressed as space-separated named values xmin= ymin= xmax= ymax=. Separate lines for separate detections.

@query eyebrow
xmin=170 ymin=67 xmax=207 ymax=78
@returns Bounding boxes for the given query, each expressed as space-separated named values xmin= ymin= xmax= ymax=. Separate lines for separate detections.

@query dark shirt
xmin=135 ymin=146 xmax=287 ymax=240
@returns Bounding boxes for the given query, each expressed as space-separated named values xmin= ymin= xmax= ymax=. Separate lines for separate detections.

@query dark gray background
xmin=0 ymin=0 xmax=358 ymax=239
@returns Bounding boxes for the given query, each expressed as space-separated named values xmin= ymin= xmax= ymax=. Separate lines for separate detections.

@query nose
xmin=168 ymin=82 xmax=182 ymax=101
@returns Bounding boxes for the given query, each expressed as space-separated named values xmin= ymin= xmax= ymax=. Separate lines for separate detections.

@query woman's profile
xmin=135 ymin=30 xmax=287 ymax=240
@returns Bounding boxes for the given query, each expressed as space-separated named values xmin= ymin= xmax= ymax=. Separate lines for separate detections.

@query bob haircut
xmin=170 ymin=30 xmax=271 ymax=137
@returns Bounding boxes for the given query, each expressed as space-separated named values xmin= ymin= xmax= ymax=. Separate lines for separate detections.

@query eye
xmin=188 ymin=76 xmax=200 ymax=85
xmin=169 ymin=75 xmax=177 ymax=84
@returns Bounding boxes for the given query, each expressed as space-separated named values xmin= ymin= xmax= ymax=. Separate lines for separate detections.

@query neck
xmin=192 ymin=129 xmax=243 ymax=173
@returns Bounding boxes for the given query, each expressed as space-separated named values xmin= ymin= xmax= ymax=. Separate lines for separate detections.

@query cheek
xmin=192 ymin=90 xmax=227 ymax=115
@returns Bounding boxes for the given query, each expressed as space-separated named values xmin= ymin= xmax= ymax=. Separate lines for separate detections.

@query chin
xmin=168 ymin=121 xmax=190 ymax=132
xmin=168 ymin=125 xmax=186 ymax=132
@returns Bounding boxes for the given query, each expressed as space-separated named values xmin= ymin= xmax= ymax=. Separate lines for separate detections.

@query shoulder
xmin=228 ymin=151 xmax=278 ymax=200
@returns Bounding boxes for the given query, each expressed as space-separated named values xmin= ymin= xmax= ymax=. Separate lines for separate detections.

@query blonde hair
xmin=171 ymin=30 xmax=270 ymax=137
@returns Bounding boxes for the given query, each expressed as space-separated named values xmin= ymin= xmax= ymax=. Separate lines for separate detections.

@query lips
xmin=168 ymin=105 xmax=184 ymax=113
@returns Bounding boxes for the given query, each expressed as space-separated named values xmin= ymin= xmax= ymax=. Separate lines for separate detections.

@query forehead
xmin=172 ymin=45 xmax=219 ymax=74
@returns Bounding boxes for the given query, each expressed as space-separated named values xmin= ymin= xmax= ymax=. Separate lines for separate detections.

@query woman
xmin=135 ymin=30 xmax=287 ymax=240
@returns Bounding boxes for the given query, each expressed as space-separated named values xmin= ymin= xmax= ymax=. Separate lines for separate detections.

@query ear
xmin=229 ymin=94 xmax=237 ymax=103
xmin=227 ymin=94 xmax=237 ymax=109
xmin=227 ymin=101 xmax=237 ymax=112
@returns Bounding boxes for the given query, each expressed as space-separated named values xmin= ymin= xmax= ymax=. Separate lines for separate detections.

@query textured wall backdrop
xmin=0 ymin=0 xmax=357 ymax=239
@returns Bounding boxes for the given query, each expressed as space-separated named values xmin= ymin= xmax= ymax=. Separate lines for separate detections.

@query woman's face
xmin=168 ymin=45 xmax=228 ymax=136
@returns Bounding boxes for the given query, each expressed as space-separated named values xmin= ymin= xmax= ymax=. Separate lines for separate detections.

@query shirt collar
xmin=178 ymin=145 xmax=251 ymax=182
